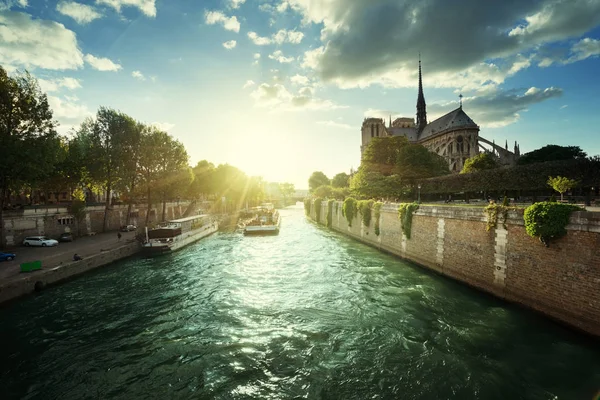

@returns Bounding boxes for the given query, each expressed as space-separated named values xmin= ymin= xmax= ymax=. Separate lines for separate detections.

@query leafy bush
xmin=303 ymin=198 xmax=311 ymax=216
xmin=524 ymin=202 xmax=582 ymax=246
xmin=484 ymin=202 xmax=510 ymax=231
xmin=342 ymin=197 xmax=358 ymax=227
xmin=373 ymin=201 xmax=383 ymax=236
xmin=397 ymin=202 xmax=419 ymax=239
xmin=357 ymin=199 xmax=374 ymax=227
xmin=326 ymin=199 xmax=334 ymax=227
xmin=314 ymin=197 xmax=323 ymax=223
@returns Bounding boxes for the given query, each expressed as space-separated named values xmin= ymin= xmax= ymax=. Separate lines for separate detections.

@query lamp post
xmin=417 ymin=183 xmax=422 ymax=203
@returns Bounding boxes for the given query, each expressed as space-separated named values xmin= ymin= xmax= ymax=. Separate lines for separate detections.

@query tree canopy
xmin=461 ymin=152 xmax=499 ymax=174
xmin=309 ymin=171 xmax=330 ymax=192
xmin=518 ymin=145 xmax=587 ymax=165
xmin=331 ymin=172 xmax=350 ymax=188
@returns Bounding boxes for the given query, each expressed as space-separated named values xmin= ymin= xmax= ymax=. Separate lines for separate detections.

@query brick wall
xmin=310 ymin=202 xmax=600 ymax=337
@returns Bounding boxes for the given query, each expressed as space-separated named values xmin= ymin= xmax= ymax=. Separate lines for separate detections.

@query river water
xmin=0 ymin=204 xmax=598 ymax=400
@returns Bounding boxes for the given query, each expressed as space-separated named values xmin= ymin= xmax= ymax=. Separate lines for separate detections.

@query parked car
xmin=120 ymin=225 xmax=137 ymax=232
xmin=58 ymin=232 xmax=74 ymax=242
xmin=23 ymin=236 xmax=59 ymax=247
xmin=0 ymin=252 xmax=16 ymax=261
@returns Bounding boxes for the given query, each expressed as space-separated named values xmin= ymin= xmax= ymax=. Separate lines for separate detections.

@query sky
xmin=1 ymin=0 xmax=600 ymax=189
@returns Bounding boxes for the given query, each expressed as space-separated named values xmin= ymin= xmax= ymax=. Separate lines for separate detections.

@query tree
xmin=395 ymin=144 xmax=449 ymax=183
xmin=279 ymin=182 xmax=295 ymax=205
xmin=547 ymin=176 xmax=578 ymax=202
xmin=189 ymin=160 xmax=216 ymax=201
xmin=0 ymin=67 xmax=59 ymax=246
xmin=331 ymin=172 xmax=350 ymax=188
xmin=362 ymin=136 xmax=410 ymax=175
xmin=518 ymin=145 xmax=587 ymax=165
xmin=461 ymin=152 xmax=499 ymax=174
xmin=138 ymin=126 xmax=171 ymax=226
xmin=308 ymin=171 xmax=330 ymax=192
xmin=313 ymin=185 xmax=334 ymax=198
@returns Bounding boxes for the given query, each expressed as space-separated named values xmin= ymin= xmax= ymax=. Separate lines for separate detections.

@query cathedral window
xmin=456 ymin=136 xmax=464 ymax=153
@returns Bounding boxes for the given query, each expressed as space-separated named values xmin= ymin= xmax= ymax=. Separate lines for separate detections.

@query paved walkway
xmin=0 ymin=231 xmax=137 ymax=285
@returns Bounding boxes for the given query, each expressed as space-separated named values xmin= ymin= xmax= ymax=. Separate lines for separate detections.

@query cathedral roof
xmin=388 ymin=127 xmax=418 ymax=142
xmin=419 ymin=107 xmax=478 ymax=140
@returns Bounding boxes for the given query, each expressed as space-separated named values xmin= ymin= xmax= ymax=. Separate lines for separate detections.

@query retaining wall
xmin=310 ymin=202 xmax=600 ymax=337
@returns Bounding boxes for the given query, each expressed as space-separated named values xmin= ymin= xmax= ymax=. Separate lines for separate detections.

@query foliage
xmin=279 ymin=182 xmax=295 ymax=203
xmin=309 ymin=171 xmax=330 ymax=193
xmin=350 ymin=168 xmax=405 ymax=200
xmin=524 ymin=202 xmax=582 ymax=246
xmin=304 ymin=198 xmax=311 ymax=216
xmin=484 ymin=202 xmax=511 ymax=231
xmin=395 ymin=143 xmax=450 ymax=183
xmin=314 ymin=197 xmax=323 ymax=223
xmin=518 ymin=145 xmax=587 ymax=165
xmin=331 ymin=172 xmax=350 ymax=188
xmin=362 ymin=136 xmax=410 ymax=175
xmin=397 ymin=202 xmax=419 ymax=239
xmin=461 ymin=153 xmax=499 ymax=174
xmin=420 ymin=158 xmax=600 ymax=195
xmin=373 ymin=201 xmax=383 ymax=235
xmin=547 ymin=176 xmax=578 ymax=202
xmin=335 ymin=201 xmax=339 ymax=215
xmin=326 ymin=199 xmax=334 ymax=227
xmin=357 ymin=199 xmax=374 ymax=227
xmin=342 ymin=197 xmax=358 ymax=227
xmin=69 ymin=200 xmax=87 ymax=236
xmin=313 ymin=184 xmax=334 ymax=199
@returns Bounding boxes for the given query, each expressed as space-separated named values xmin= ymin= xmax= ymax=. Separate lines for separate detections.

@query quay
xmin=0 ymin=231 xmax=140 ymax=305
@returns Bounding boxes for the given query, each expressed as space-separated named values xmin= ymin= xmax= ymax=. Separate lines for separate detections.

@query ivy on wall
xmin=314 ymin=197 xmax=323 ymax=223
xmin=373 ymin=201 xmax=383 ymax=236
xmin=342 ymin=197 xmax=358 ymax=227
xmin=327 ymin=199 xmax=334 ymax=227
xmin=304 ymin=198 xmax=311 ymax=216
xmin=335 ymin=202 xmax=339 ymax=215
xmin=523 ymin=202 xmax=582 ymax=247
xmin=397 ymin=202 xmax=419 ymax=239
xmin=357 ymin=200 xmax=374 ymax=227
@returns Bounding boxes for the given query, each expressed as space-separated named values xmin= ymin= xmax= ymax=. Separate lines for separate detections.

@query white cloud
xmin=0 ymin=0 xmax=28 ymax=10
xmin=223 ymin=40 xmax=237 ymax=50
xmin=243 ymin=80 xmax=255 ymax=89
xmin=84 ymin=54 xmax=122 ymax=71
xmin=290 ymin=74 xmax=309 ymax=85
xmin=95 ymin=0 xmax=156 ymax=17
xmin=247 ymin=29 xmax=304 ymax=46
xmin=317 ymin=120 xmax=353 ymax=130
xmin=229 ymin=0 xmax=245 ymax=9
xmin=268 ymin=50 xmax=294 ymax=63
xmin=57 ymin=1 xmax=102 ymax=24
xmin=250 ymin=82 xmax=346 ymax=111
xmin=48 ymin=95 xmax=93 ymax=128
xmin=204 ymin=10 xmax=240 ymax=33
xmin=560 ymin=104 xmax=568 ymax=109
xmin=131 ymin=70 xmax=145 ymax=80
xmin=0 ymin=11 xmax=83 ymax=70
xmin=38 ymin=77 xmax=82 ymax=92
xmin=247 ymin=31 xmax=272 ymax=45
xmin=152 ymin=122 xmax=175 ymax=131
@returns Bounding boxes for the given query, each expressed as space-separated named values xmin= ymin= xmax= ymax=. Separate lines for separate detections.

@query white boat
xmin=242 ymin=205 xmax=281 ymax=236
xmin=142 ymin=214 xmax=218 ymax=256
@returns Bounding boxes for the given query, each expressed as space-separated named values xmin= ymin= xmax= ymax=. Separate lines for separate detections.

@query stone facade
xmin=310 ymin=202 xmax=600 ymax=337
xmin=1 ymin=202 xmax=190 ymax=246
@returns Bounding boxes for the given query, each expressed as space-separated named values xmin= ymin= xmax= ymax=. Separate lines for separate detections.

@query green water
xmin=0 ymin=204 xmax=598 ymax=400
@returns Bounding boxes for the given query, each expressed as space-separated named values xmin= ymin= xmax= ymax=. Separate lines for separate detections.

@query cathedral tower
xmin=416 ymin=56 xmax=427 ymax=134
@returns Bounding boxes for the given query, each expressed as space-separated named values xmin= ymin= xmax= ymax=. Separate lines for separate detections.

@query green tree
xmin=396 ymin=144 xmax=449 ymax=183
xmin=518 ymin=145 xmax=587 ymax=165
xmin=0 ymin=67 xmax=59 ymax=246
xmin=279 ymin=182 xmax=295 ymax=205
xmin=313 ymin=185 xmax=334 ymax=198
xmin=331 ymin=172 xmax=350 ymax=188
xmin=189 ymin=160 xmax=216 ymax=201
xmin=461 ymin=152 xmax=499 ymax=174
xmin=308 ymin=171 xmax=330 ymax=192
xmin=547 ymin=176 xmax=578 ymax=202
xmin=362 ymin=136 xmax=410 ymax=175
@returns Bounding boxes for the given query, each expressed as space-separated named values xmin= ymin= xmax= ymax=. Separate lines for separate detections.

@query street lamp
xmin=417 ymin=183 xmax=422 ymax=204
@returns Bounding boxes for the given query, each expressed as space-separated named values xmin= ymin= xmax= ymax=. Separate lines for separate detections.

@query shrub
xmin=484 ymin=202 xmax=511 ymax=231
xmin=326 ymin=199 xmax=334 ymax=227
xmin=373 ymin=201 xmax=383 ymax=236
xmin=523 ymin=202 xmax=582 ymax=246
xmin=314 ymin=197 xmax=323 ymax=223
xmin=303 ymin=198 xmax=311 ymax=216
xmin=397 ymin=202 xmax=419 ymax=239
xmin=357 ymin=199 xmax=374 ymax=227
xmin=342 ymin=197 xmax=358 ymax=227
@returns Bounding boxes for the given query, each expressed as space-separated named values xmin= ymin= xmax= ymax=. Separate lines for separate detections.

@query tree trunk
xmin=0 ymin=186 xmax=5 ymax=248
xmin=125 ymin=179 xmax=136 ymax=225
xmin=103 ymin=182 xmax=111 ymax=232
xmin=145 ymin=186 xmax=152 ymax=227
xmin=161 ymin=194 xmax=167 ymax=222
xmin=560 ymin=192 xmax=564 ymax=202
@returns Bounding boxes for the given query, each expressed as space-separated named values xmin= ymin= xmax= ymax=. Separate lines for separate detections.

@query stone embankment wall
xmin=310 ymin=202 xmax=600 ymax=337
xmin=0 ymin=241 xmax=140 ymax=305
xmin=2 ymin=202 xmax=190 ymax=246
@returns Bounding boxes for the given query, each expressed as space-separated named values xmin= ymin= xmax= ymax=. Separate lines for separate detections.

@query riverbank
xmin=0 ymin=231 xmax=140 ymax=305
xmin=308 ymin=201 xmax=600 ymax=338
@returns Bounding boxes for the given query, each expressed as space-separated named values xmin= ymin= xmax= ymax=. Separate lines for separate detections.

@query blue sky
xmin=1 ymin=0 xmax=600 ymax=189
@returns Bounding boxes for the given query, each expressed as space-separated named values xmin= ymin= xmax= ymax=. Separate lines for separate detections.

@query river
xmin=0 ymin=203 xmax=598 ymax=399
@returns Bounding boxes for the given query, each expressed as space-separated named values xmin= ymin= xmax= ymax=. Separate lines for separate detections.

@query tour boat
xmin=142 ymin=214 xmax=218 ymax=256
xmin=242 ymin=204 xmax=281 ymax=236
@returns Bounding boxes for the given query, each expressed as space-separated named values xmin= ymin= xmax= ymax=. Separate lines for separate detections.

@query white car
xmin=23 ymin=236 xmax=59 ymax=247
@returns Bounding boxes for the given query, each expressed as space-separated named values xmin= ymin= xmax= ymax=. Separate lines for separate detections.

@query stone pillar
xmin=493 ymin=226 xmax=508 ymax=287
xmin=436 ymin=218 xmax=445 ymax=266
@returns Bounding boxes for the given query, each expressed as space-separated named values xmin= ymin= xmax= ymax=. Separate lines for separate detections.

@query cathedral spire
xmin=416 ymin=54 xmax=427 ymax=134
xmin=389 ymin=115 xmax=392 ymax=128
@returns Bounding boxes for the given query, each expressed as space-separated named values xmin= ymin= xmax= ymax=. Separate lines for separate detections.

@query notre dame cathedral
xmin=360 ymin=61 xmax=520 ymax=172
